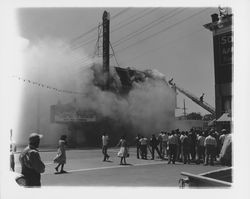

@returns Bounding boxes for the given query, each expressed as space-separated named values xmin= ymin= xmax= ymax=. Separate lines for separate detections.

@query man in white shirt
xmin=139 ymin=136 xmax=148 ymax=159
xmin=196 ymin=132 xmax=205 ymax=164
xmin=162 ymin=132 xmax=169 ymax=159
xmin=168 ymin=131 xmax=179 ymax=164
xmin=102 ymin=132 xmax=110 ymax=161
xmin=204 ymin=132 xmax=217 ymax=166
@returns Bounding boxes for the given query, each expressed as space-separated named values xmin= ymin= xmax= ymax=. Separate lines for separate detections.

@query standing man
xmin=181 ymin=132 xmax=191 ymax=164
xmin=135 ymin=134 xmax=141 ymax=159
xmin=102 ymin=132 xmax=110 ymax=161
xmin=204 ymin=132 xmax=217 ymax=166
xmin=157 ymin=132 xmax=163 ymax=156
xmin=219 ymin=129 xmax=232 ymax=166
xmin=10 ymin=129 xmax=16 ymax=171
xmin=168 ymin=131 xmax=178 ymax=164
xmin=139 ymin=136 xmax=148 ymax=160
xmin=219 ymin=129 xmax=226 ymax=154
xmin=162 ymin=132 xmax=169 ymax=159
xmin=196 ymin=132 xmax=206 ymax=164
xmin=19 ymin=133 xmax=45 ymax=187
xmin=189 ymin=130 xmax=197 ymax=162
xmin=149 ymin=134 xmax=162 ymax=160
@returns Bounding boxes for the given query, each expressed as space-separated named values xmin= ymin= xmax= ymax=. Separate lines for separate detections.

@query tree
xmin=186 ymin=112 xmax=202 ymax=120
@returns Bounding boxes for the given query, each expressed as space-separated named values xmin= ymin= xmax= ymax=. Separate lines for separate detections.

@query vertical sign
xmin=103 ymin=11 xmax=110 ymax=90
xmin=213 ymin=30 xmax=232 ymax=84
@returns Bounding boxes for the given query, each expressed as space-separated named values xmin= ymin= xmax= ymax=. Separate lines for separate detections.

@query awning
xmin=216 ymin=113 xmax=231 ymax=122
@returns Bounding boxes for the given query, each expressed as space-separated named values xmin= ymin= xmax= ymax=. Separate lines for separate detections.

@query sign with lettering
xmin=213 ymin=31 xmax=232 ymax=84
xmin=51 ymin=105 xmax=97 ymax=123
xmin=218 ymin=31 xmax=232 ymax=65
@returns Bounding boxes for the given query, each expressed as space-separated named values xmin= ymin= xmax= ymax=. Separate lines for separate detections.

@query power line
xmin=70 ymin=8 xmax=170 ymax=66
xmin=110 ymin=8 xmax=159 ymax=34
xmin=121 ymin=28 xmax=206 ymax=65
xmin=70 ymin=8 xmax=155 ymax=51
xmin=113 ymin=8 xmax=183 ymax=47
xmin=70 ymin=8 xmax=131 ymax=46
xmin=71 ymin=8 xmax=210 ymax=72
xmin=111 ymin=7 xmax=131 ymax=19
xmin=115 ymin=8 xmax=209 ymax=55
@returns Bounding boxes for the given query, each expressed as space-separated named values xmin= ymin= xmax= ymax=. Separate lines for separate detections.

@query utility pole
xmin=102 ymin=11 xmax=110 ymax=90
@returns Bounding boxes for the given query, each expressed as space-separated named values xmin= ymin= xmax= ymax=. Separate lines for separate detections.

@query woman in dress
xmin=117 ymin=135 xmax=129 ymax=165
xmin=54 ymin=135 xmax=67 ymax=173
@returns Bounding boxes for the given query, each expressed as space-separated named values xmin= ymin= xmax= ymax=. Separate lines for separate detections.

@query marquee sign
xmin=50 ymin=104 xmax=97 ymax=123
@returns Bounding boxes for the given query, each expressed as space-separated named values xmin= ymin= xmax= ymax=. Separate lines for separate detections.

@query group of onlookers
xmin=135 ymin=128 xmax=232 ymax=166
xmin=12 ymin=127 xmax=231 ymax=187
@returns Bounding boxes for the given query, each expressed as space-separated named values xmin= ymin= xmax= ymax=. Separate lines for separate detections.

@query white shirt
xmin=197 ymin=135 xmax=205 ymax=146
xmin=102 ymin=135 xmax=109 ymax=146
xmin=140 ymin=138 xmax=147 ymax=145
xmin=204 ymin=135 xmax=217 ymax=147
xmin=162 ymin=134 xmax=169 ymax=142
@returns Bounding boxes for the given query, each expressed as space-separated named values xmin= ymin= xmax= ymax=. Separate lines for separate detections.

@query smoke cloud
xmin=14 ymin=38 xmax=176 ymax=147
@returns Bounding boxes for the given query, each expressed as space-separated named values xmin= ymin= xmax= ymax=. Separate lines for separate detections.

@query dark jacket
xmin=150 ymin=137 xmax=159 ymax=148
xmin=19 ymin=145 xmax=45 ymax=186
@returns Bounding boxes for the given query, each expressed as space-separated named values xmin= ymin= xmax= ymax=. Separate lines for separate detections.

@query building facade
xmin=204 ymin=12 xmax=233 ymax=119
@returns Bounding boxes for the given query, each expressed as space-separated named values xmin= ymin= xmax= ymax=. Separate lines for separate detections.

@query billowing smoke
xmin=15 ymin=38 xmax=176 ymax=147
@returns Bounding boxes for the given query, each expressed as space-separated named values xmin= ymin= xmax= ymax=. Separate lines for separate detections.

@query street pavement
xmin=14 ymin=148 xmax=225 ymax=187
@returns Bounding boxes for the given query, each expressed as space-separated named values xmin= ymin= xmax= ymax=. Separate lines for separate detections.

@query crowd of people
xmin=135 ymin=128 xmax=232 ymax=166
xmin=13 ymin=127 xmax=231 ymax=187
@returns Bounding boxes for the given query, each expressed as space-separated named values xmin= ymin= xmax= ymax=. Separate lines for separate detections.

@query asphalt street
xmin=14 ymin=148 xmax=225 ymax=187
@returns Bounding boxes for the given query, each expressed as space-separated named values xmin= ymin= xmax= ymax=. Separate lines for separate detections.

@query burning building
xmin=50 ymin=65 xmax=177 ymax=147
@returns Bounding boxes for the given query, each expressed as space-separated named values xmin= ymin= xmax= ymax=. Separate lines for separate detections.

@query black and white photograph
xmin=0 ymin=0 xmax=249 ymax=198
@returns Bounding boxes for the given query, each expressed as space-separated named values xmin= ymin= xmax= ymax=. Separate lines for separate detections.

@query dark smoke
xmin=14 ymin=38 xmax=176 ymax=146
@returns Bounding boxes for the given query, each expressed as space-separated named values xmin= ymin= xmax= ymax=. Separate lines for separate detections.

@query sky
xmin=16 ymin=7 xmax=221 ymax=116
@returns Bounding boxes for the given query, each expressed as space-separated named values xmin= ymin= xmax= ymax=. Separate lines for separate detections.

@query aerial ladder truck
xmin=168 ymin=78 xmax=216 ymax=117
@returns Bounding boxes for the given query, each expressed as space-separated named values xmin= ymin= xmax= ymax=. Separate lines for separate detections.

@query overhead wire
xmin=70 ymin=8 xmax=159 ymax=68
xmin=121 ymin=27 xmax=206 ymax=65
xmin=70 ymin=8 xmax=132 ymax=48
xmin=70 ymin=8 xmax=155 ymax=51
xmin=112 ymin=8 xmax=183 ymax=47
xmin=71 ymin=8 xmax=211 ymax=74
xmin=71 ymin=8 xmax=171 ymax=66
xmin=115 ymin=8 xmax=209 ymax=55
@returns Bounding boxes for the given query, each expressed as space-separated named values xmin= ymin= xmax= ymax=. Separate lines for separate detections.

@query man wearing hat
xmin=19 ymin=133 xmax=45 ymax=187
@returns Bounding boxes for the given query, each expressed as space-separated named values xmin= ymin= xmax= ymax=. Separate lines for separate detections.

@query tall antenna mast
xmin=102 ymin=11 xmax=110 ymax=90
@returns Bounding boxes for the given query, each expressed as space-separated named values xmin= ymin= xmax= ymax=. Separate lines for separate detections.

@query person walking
xmin=54 ymin=135 xmax=67 ymax=173
xmin=117 ymin=135 xmax=129 ymax=165
xmin=204 ymin=132 xmax=217 ymax=166
xmin=19 ymin=133 xmax=45 ymax=187
xmin=101 ymin=132 xmax=110 ymax=161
